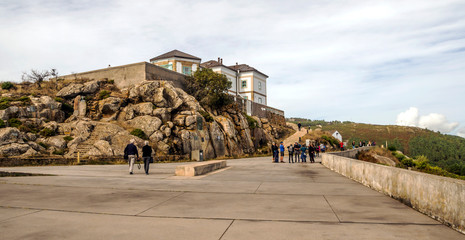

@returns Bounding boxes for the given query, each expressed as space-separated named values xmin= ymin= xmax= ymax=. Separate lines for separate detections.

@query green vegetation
xmin=98 ymin=90 xmax=111 ymax=100
xmin=185 ymin=68 xmax=232 ymax=109
xmin=130 ymin=128 xmax=148 ymax=140
xmin=54 ymin=97 xmax=64 ymax=103
xmin=0 ymin=97 xmax=11 ymax=110
xmin=321 ymin=135 xmax=340 ymax=146
xmin=8 ymin=118 xmax=22 ymax=128
xmin=245 ymin=114 xmax=258 ymax=129
xmin=0 ymin=119 xmax=5 ymax=128
xmin=63 ymin=136 xmax=74 ymax=141
xmin=1 ymin=81 xmax=14 ymax=90
xmin=199 ymin=110 xmax=213 ymax=122
xmin=39 ymin=127 xmax=55 ymax=137
xmin=61 ymin=102 xmax=74 ymax=118
xmin=394 ymin=152 xmax=465 ymax=180
xmin=38 ymin=142 xmax=49 ymax=149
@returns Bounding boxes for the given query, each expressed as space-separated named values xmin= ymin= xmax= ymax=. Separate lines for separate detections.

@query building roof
xmin=228 ymin=64 xmax=269 ymax=78
xmin=200 ymin=60 xmax=236 ymax=72
xmin=150 ymin=50 xmax=201 ymax=62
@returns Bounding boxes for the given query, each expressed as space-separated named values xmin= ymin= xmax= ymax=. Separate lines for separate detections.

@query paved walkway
xmin=283 ymin=122 xmax=307 ymax=147
xmin=0 ymin=157 xmax=463 ymax=239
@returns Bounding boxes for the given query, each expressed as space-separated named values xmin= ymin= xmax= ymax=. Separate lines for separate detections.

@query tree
xmin=185 ymin=68 xmax=232 ymax=109
xmin=21 ymin=69 xmax=51 ymax=88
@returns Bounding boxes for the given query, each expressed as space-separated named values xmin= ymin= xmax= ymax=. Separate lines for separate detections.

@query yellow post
xmin=77 ymin=152 xmax=80 ymax=164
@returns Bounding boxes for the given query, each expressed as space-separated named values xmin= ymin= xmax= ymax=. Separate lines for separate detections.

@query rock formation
xmin=0 ymin=79 xmax=284 ymax=160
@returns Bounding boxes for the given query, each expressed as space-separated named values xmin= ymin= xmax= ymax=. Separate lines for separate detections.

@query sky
xmin=1 ymin=0 xmax=464 ymax=137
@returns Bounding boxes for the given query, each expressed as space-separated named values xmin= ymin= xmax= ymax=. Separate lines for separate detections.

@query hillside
xmin=288 ymin=118 xmax=465 ymax=176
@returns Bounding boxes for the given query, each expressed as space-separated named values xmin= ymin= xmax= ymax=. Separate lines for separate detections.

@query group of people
xmin=124 ymin=139 xmax=153 ymax=175
xmin=351 ymin=140 xmax=376 ymax=149
xmin=272 ymin=142 xmax=324 ymax=163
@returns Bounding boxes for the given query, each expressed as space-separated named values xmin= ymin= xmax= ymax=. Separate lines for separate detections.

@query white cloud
xmin=396 ymin=107 xmax=459 ymax=133
xmin=396 ymin=107 xmax=419 ymax=127
xmin=458 ymin=128 xmax=465 ymax=138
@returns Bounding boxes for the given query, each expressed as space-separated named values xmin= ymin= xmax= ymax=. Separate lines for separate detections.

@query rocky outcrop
xmin=1 ymin=80 xmax=282 ymax=160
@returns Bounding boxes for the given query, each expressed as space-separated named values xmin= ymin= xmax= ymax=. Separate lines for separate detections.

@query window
xmin=160 ymin=64 xmax=173 ymax=70
xmin=182 ymin=66 xmax=192 ymax=75
xmin=243 ymin=96 xmax=248 ymax=100
xmin=258 ymin=82 xmax=262 ymax=90
xmin=258 ymin=97 xmax=262 ymax=104
xmin=241 ymin=80 xmax=247 ymax=88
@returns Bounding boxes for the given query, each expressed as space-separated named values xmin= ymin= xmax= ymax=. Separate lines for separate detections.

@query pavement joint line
xmin=0 ymin=208 xmax=42 ymax=223
xmin=135 ymin=192 xmax=185 ymax=216
xmin=253 ymin=182 xmax=263 ymax=194
xmin=218 ymin=219 xmax=235 ymax=240
xmin=0 ymin=205 xmax=444 ymax=226
xmin=323 ymin=195 xmax=341 ymax=223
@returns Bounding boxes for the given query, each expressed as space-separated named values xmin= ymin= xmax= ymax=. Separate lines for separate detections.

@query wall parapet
xmin=322 ymin=151 xmax=465 ymax=234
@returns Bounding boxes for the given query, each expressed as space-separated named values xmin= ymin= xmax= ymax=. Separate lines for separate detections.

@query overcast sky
xmin=1 ymin=0 xmax=464 ymax=137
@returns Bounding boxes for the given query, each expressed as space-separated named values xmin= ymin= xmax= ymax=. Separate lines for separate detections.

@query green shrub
xmin=414 ymin=155 xmax=429 ymax=169
xmin=107 ymin=79 xmax=114 ymax=84
xmin=392 ymin=152 xmax=405 ymax=161
xmin=53 ymin=149 xmax=65 ymax=155
xmin=98 ymin=90 xmax=111 ymax=100
xmin=55 ymin=97 xmax=64 ymax=103
xmin=245 ymin=114 xmax=258 ymax=129
xmin=388 ymin=145 xmax=397 ymax=151
xmin=321 ymin=135 xmax=340 ymax=146
xmin=17 ymin=96 xmax=31 ymax=105
xmin=8 ymin=118 xmax=22 ymax=128
xmin=0 ymin=97 xmax=11 ymax=110
xmin=199 ymin=110 xmax=213 ymax=122
xmin=61 ymin=102 xmax=74 ymax=118
xmin=39 ymin=127 xmax=55 ymax=137
xmin=1 ymin=82 xmax=14 ymax=90
xmin=0 ymin=119 xmax=5 ymax=128
xmin=63 ymin=136 xmax=74 ymax=141
xmin=130 ymin=128 xmax=148 ymax=140
xmin=18 ymin=125 xmax=31 ymax=132
xmin=38 ymin=142 xmax=49 ymax=149
xmin=401 ymin=158 xmax=414 ymax=167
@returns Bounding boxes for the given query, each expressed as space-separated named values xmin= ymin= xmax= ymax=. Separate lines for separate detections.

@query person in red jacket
xmin=340 ymin=141 xmax=344 ymax=151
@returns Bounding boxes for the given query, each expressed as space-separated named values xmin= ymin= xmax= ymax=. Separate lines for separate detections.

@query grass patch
xmin=130 ymin=128 xmax=148 ymax=140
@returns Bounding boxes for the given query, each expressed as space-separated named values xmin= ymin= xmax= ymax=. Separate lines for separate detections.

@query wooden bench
xmin=175 ymin=160 xmax=227 ymax=176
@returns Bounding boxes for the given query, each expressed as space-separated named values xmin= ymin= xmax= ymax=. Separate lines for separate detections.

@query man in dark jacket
xmin=124 ymin=139 xmax=139 ymax=175
xmin=142 ymin=141 xmax=152 ymax=175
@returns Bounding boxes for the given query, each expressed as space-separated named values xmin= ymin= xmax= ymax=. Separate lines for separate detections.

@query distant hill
xmin=287 ymin=118 xmax=465 ymax=176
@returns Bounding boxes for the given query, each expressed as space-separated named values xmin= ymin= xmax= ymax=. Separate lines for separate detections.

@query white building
xmin=201 ymin=58 xmax=268 ymax=105
xmin=150 ymin=50 xmax=268 ymax=106
xmin=331 ymin=130 xmax=343 ymax=142
xmin=150 ymin=50 xmax=201 ymax=75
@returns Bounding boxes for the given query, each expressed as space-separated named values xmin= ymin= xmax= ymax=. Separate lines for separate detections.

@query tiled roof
xmin=150 ymin=50 xmax=201 ymax=62
xmin=200 ymin=60 xmax=236 ymax=72
xmin=228 ymin=64 xmax=268 ymax=78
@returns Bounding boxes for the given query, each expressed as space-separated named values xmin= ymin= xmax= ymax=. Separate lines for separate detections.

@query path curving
xmin=283 ymin=122 xmax=307 ymax=148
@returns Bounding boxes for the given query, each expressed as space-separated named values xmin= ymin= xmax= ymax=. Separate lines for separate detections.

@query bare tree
xmin=21 ymin=69 xmax=51 ymax=88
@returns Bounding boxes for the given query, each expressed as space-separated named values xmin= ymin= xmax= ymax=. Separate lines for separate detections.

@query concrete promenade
xmin=0 ymin=157 xmax=464 ymax=239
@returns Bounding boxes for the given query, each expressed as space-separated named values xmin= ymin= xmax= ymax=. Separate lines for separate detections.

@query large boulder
xmin=99 ymin=97 xmax=123 ymax=115
xmin=56 ymin=83 xmax=84 ymax=98
xmin=209 ymin=121 xmax=227 ymax=157
xmin=214 ymin=116 xmax=237 ymax=139
xmin=46 ymin=136 xmax=67 ymax=149
xmin=0 ymin=143 xmax=31 ymax=155
xmin=128 ymin=116 xmax=162 ymax=136
xmin=134 ymin=102 xmax=154 ymax=116
xmin=92 ymin=140 xmax=114 ymax=156
xmin=0 ymin=127 xmax=24 ymax=145
xmin=153 ymin=108 xmax=171 ymax=122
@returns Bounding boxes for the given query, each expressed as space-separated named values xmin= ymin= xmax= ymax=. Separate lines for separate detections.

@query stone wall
xmin=61 ymin=62 xmax=186 ymax=89
xmin=322 ymin=152 xmax=465 ymax=234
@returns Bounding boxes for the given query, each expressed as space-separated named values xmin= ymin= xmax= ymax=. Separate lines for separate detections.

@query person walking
xmin=300 ymin=144 xmax=307 ymax=162
xmin=287 ymin=144 xmax=294 ymax=163
xmin=297 ymin=123 xmax=302 ymax=131
xmin=271 ymin=142 xmax=278 ymax=163
xmin=352 ymin=141 xmax=355 ymax=149
xmin=308 ymin=144 xmax=315 ymax=163
xmin=340 ymin=141 xmax=344 ymax=151
xmin=279 ymin=142 xmax=285 ymax=163
xmin=142 ymin=141 xmax=152 ymax=175
xmin=294 ymin=142 xmax=301 ymax=163
xmin=124 ymin=139 xmax=139 ymax=175
xmin=315 ymin=143 xmax=320 ymax=157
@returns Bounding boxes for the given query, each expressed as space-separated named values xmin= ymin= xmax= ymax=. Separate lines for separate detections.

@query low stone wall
xmin=322 ymin=152 xmax=465 ymax=234
xmin=175 ymin=160 xmax=227 ymax=176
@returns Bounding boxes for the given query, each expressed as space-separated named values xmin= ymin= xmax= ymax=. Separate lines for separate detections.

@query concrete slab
xmin=325 ymin=195 xmax=439 ymax=224
xmin=0 ymin=184 xmax=181 ymax=215
xmin=0 ymin=207 xmax=39 ymax=222
xmin=0 ymin=210 xmax=232 ymax=240
xmin=140 ymin=192 xmax=339 ymax=222
xmin=221 ymin=220 xmax=465 ymax=240
xmin=0 ymin=156 xmax=463 ymax=238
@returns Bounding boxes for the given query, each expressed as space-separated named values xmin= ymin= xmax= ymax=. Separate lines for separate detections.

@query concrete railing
xmin=322 ymin=152 xmax=465 ymax=234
